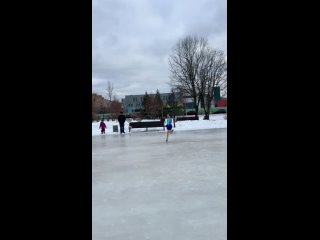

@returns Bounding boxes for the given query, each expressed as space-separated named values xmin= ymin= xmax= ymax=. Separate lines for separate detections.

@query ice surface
xmin=92 ymin=128 xmax=227 ymax=240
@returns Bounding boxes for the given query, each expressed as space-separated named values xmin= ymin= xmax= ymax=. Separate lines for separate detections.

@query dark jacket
xmin=99 ymin=121 xmax=106 ymax=129
xmin=118 ymin=114 xmax=126 ymax=124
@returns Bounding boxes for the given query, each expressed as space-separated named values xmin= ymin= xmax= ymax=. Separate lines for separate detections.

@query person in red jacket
xmin=99 ymin=119 xmax=107 ymax=134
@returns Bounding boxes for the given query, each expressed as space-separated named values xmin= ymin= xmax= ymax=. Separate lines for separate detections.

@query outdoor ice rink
xmin=92 ymin=128 xmax=227 ymax=240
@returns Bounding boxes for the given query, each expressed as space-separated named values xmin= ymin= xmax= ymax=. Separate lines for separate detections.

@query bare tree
xmin=169 ymin=35 xmax=227 ymax=119
xmin=221 ymin=87 xmax=227 ymax=98
xmin=113 ymin=95 xmax=118 ymax=102
xmin=199 ymin=48 xmax=227 ymax=120
xmin=153 ymin=89 xmax=163 ymax=118
xmin=142 ymin=91 xmax=149 ymax=113
xmin=92 ymin=93 xmax=109 ymax=115
xmin=146 ymin=96 xmax=155 ymax=116
xmin=109 ymin=100 xmax=122 ymax=114
xmin=169 ymin=36 xmax=207 ymax=117
xmin=106 ymin=81 xmax=114 ymax=101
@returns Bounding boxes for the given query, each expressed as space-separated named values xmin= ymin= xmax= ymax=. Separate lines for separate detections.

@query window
xmin=186 ymin=102 xmax=194 ymax=108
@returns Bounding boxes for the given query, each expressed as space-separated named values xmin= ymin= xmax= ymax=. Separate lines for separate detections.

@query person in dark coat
xmin=99 ymin=119 xmax=107 ymax=134
xmin=117 ymin=112 xmax=126 ymax=134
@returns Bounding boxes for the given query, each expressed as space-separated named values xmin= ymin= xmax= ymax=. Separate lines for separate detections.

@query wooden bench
xmin=176 ymin=116 xmax=199 ymax=122
xmin=129 ymin=120 xmax=165 ymax=132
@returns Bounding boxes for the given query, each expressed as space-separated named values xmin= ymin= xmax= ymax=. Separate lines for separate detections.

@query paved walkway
xmin=93 ymin=128 xmax=227 ymax=240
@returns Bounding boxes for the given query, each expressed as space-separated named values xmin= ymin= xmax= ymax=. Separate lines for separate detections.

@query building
xmin=182 ymin=95 xmax=195 ymax=111
xmin=122 ymin=88 xmax=226 ymax=114
xmin=215 ymin=98 xmax=227 ymax=107
xmin=122 ymin=93 xmax=174 ymax=113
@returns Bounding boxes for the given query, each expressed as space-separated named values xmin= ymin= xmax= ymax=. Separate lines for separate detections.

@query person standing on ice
xmin=118 ymin=111 xmax=126 ymax=134
xmin=165 ymin=114 xmax=174 ymax=142
xmin=99 ymin=119 xmax=107 ymax=134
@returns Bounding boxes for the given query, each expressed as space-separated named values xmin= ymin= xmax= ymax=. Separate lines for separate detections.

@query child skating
xmin=165 ymin=114 xmax=174 ymax=142
xmin=99 ymin=119 xmax=107 ymax=134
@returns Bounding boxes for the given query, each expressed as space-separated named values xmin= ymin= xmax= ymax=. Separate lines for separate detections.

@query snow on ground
xmin=92 ymin=114 xmax=227 ymax=136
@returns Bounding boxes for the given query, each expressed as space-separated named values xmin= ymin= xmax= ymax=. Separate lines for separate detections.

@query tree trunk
xmin=203 ymin=111 xmax=209 ymax=120
xmin=195 ymin=104 xmax=198 ymax=117
xmin=205 ymin=95 xmax=212 ymax=120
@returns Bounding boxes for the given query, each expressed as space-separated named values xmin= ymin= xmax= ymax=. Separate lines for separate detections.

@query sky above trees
xmin=92 ymin=0 xmax=227 ymax=99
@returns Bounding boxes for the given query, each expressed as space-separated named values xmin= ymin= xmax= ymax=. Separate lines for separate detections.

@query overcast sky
xmin=93 ymin=0 xmax=226 ymax=100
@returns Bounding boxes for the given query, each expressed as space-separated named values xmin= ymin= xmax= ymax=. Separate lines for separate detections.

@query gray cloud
xmin=93 ymin=0 xmax=227 ymax=99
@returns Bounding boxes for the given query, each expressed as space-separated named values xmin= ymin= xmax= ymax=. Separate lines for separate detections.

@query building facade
xmin=122 ymin=93 xmax=174 ymax=113
xmin=121 ymin=88 xmax=226 ymax=114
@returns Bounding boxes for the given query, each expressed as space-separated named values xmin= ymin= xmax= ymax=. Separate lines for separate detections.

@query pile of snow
xmin=92 ymin=114 xmax=227 ymax=136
